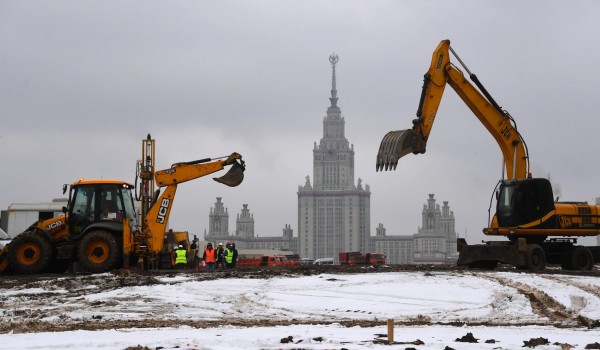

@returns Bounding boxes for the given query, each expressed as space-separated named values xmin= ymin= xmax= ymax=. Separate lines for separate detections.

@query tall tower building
xmin=208 ymin=197 xmax=229 ymax=236
xmin=298 ymin=53 xmax=371 ymax=261
xmin=235 ymin=204 xmax=254 ymax=239
xmin=413 ymin=194 xmax=457 ymax=264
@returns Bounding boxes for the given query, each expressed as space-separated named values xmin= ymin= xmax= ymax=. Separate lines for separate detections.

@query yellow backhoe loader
xmin=377 ymin=40 xmax=600 ymax=271
xmin=0 ymin=134 xmax=245 ymax=274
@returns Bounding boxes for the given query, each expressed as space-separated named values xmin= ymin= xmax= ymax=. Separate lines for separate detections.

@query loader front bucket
xmin=376 ymin=129 xmax=425 ymax=171
xmin=213 ymin=160 xmax=245 ymax=187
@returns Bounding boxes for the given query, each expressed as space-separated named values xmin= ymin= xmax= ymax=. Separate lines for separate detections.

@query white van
xmin=313 ymin=258 xmax=334 ymax=265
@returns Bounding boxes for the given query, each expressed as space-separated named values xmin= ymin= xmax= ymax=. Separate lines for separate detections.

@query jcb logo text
xmin=157 ymin=199 xmax=170 ymax=224
xmin=46 ymin=221 xmax=63 ymax=232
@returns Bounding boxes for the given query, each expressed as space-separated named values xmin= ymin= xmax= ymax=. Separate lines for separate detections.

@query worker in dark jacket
xmin=216 ymin=242 xmax=225 ymax=269
xmin=231 ymin=242 xmax=238 ymax=268
xmin=189 ymin=239 xmax=199 ymax=270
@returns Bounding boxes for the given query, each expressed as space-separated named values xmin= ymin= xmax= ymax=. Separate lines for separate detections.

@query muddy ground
xmin=2 ymin=264 xmax=600 ymax=335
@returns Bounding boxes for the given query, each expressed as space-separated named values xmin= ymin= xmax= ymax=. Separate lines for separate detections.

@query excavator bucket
xmin=213 ymin=160 xmax=245 ymax=187
xmin=376 ymin=129 xmax=423 ymax=171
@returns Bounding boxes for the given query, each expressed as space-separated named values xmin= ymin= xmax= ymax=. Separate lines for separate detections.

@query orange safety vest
xmin=204 ymin=248 xmax=216 ymax=263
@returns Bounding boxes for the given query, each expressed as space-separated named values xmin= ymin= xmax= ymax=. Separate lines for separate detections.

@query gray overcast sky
xmin=1 ymin=1 xmax=600 ymax=244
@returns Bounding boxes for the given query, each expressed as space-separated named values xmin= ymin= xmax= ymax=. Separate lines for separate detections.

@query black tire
xmin=8 ymin=231 xmax=53 ymax=274
xmin=570 ymin=246 xmax=593 ymax=271
xmin=77 ymin=230 xmax=119 ymax=273
xmin=526 ymin=244 xmax=546 ymax=272
xmin=468 ymin=261 xmax=498 ymax=270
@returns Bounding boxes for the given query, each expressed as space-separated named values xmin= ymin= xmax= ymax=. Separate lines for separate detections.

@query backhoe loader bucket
xmin=376 ymin=129 xmax=423 ymax=171
xmin=213 ymin=160 xmax=245 ymax=187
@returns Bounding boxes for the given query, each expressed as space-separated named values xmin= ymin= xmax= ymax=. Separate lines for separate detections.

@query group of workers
xmin=173 ymin=241 xmax=238 ymax=271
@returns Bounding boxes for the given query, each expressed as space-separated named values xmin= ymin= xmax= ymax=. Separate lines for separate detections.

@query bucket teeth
xmin=376 ymin=129 xmax=421 ymax=171
xmin=213 ymin=160 xmax=245 ymax=187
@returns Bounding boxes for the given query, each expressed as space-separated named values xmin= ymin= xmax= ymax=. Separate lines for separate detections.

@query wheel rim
xmin=87 ymin=240 xmax=110 ymax=264
xmin=527 ymin=246 xmax=545 ymax=271
xmin=16 ymin=242 xmax=40 ymax=266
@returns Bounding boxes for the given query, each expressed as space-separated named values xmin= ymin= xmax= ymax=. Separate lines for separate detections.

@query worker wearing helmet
xmin=174 ymin=244 xmax=187 ymax=270
xmin=224 ymin=242 xmax=234 ymax=268
xmin=203 ymin=242 xmax=216 ymax=271
xmin=215 ymin=242 xmax=225 ymax=269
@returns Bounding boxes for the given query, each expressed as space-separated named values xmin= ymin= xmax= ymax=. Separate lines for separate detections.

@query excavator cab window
xmin=100 ymin=187 xmax=121 ymax=220
xmin=120 ymin=185 xmax=138 ymax=228
xmin=497 ymin=183 xmax=515 ymax=226
xmin=97 ymin=184 xmax=138 ymax=226
xmin=497 ymin=178 xmax=555 ymax=227
xmin=69 ymin=183 xmax=139 ymax=235
xmin=69 ymin=185 xmax=97 ymax=234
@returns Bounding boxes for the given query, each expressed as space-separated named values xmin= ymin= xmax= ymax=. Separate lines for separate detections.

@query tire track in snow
xmin=480 ymin=273 xmax=597 ymax=327
xmin=545 ymin=275 xmax=600 ymax=299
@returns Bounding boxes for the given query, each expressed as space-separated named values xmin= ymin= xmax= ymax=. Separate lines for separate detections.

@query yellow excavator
xmin=377 ymin=39 xmax=600 ymax=271
xmin=0 ymin=134 xmax=245 ymax=274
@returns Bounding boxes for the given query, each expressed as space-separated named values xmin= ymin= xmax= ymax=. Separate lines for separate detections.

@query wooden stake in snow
xmin=387 ymin=319 xmax=394 ymax=345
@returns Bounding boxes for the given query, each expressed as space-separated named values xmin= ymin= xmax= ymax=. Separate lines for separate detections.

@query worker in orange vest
xmin=202 ymin=242 xmax=216 ymax=271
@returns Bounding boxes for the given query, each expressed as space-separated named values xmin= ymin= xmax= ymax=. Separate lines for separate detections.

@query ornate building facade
xmin=373 ymin=223 xmax=414 ymax=264
xmin=297 ymin=54 xmax=371 ymax=261
xmin=413 ymin=194 xmax=458 ymax=263
xmin=204 ymin=198 xmax=298 ymax=253
xmin=374 ymin=194 xmax=458 ymax=264
xmin=235 ymin=204 xmax=254 ymax=239
xmin=208 ymin=197 xmax=229 ymax=236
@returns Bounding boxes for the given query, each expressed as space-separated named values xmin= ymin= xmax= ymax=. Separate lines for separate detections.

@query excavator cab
xmin=68 ymin=180 xmax=138 ymax=237
xmin=496 ymin=178 xmax=555 ymax=227
xmin=64 ymin=180 xmax=138 ymax=272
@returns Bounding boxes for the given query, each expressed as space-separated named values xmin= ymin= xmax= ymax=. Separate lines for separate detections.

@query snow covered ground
xmin=1 ymin=269 xmax=600 ymax=349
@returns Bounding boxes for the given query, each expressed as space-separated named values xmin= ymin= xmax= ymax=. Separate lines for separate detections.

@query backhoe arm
xmin=376 ymin=39 xmax=529 ymax=180
xmin=155 ymin=152 xmax=245 ymax=187
xmin=142 ymin=152 xmax=245 ymax=254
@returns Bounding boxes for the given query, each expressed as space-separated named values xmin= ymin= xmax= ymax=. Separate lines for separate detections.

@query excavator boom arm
xmin=376 ymin=40 xmax=529 ymax=180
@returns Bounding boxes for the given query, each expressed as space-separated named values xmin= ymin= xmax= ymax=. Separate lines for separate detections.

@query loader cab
xmin=67 ymin=180 xmax=138 ymax=237
xmin=496 ymin=178 xmax=555 ymax=227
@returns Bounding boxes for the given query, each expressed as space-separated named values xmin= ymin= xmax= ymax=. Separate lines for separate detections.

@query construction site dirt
xmin=2 ymin=264 xmax=600 ymax=335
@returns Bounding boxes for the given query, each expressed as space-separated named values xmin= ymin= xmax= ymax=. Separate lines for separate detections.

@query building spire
xmin=329 ymin=53 xmax=339 ymax=107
